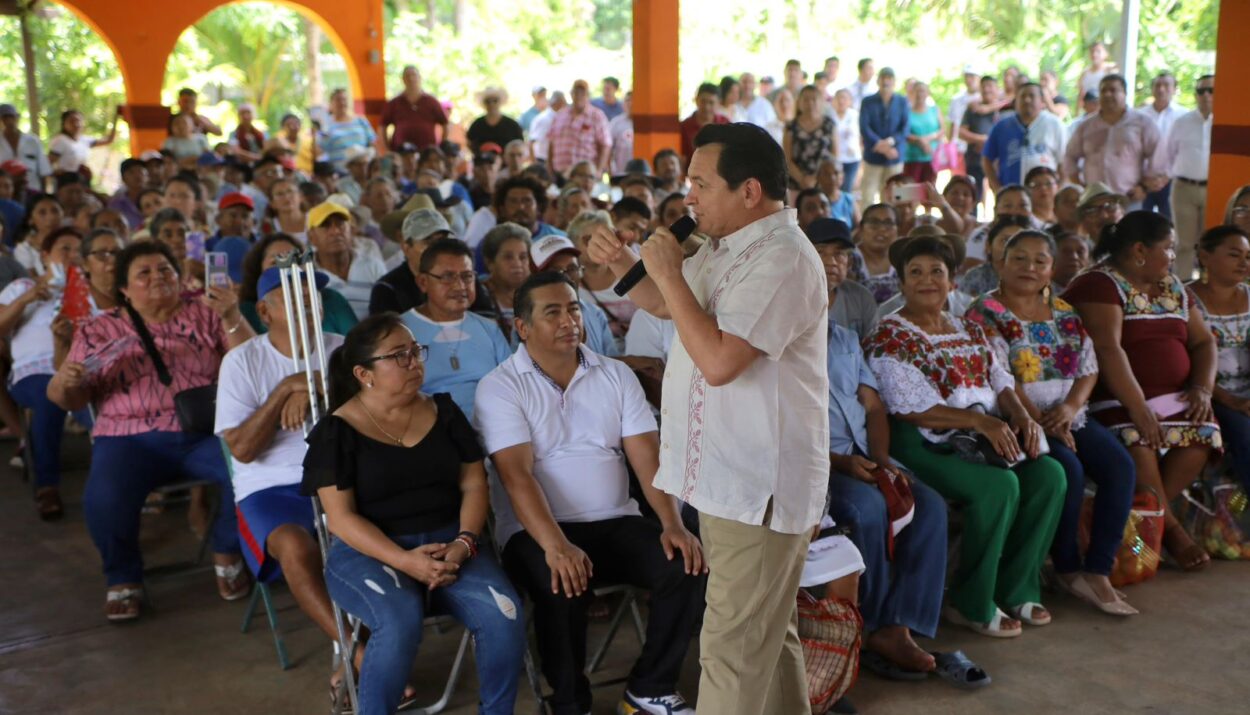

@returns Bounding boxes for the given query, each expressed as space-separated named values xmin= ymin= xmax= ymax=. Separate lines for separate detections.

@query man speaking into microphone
xmin=587 ymin=123 xmax=829 ymax=714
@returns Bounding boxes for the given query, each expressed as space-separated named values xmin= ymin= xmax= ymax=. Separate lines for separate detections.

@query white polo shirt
xmin=474 ymin=344 xmax=658 ymax=546
xmin=654 ymin=208 xmax=830 ymax=535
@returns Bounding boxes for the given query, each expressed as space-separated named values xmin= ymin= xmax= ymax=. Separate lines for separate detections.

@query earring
xmin=368 ymin=382 xmax=374 ymax=388
xmin=1136 ymin=258 xmax=1146 ymax=267
xmin=1042 ymin=285 xmax=1052 ymax=303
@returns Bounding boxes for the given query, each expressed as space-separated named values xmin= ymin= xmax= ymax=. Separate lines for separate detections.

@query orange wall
xmin=1207 ymin=0 xmax=1246 ymax=226
xmin=55 ymin=0 xmax=387 ymax=154
xmin=631 ymin=0 xmax=681 ymax=163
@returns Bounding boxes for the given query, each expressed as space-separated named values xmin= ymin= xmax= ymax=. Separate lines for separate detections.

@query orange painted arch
xmin=50 ymin=0 xmax=387 ymax=153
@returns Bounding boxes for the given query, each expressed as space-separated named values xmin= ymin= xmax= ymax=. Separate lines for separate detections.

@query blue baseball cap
xmin=256 ymin=266 xmax=329 ymax=300
xmin=197 ymin=151 xmax=225 ymax=167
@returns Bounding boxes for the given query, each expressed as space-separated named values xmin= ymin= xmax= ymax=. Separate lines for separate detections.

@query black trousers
xmin=503 ymin=516 xmax=706 ymax=715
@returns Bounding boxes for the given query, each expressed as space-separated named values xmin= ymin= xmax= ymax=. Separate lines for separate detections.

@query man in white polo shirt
xmin=215 ymin=267 xmax=344 ymax=652
xmin=475 ymin=272 xmax=705 ymax=715
xmin=587 ymin=122 xmax=829 ymax=715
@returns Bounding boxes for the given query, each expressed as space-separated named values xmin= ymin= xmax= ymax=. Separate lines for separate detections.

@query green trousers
xmin=890 ymin=420 xmax=1067 ymax=623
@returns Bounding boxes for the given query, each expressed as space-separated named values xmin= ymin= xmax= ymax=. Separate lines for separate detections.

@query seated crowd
xmin=5 ymin=49 xmax=1238 ymax=714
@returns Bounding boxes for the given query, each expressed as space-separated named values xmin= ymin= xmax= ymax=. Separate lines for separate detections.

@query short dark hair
xmin=514 ymin=271 xmax=578 ymax=325
xmin=1016 ymin=81 xmax=1043 ymax=97
xmin=418 ymin=237 xmax=473 ymax=274
xmin=240 ymin=233 xmax=301 ymax=302
xmin=1024 ymin=166 xmax=1058 ymax=186
xmin=980 ymin=75 xmax=998 ymax=85
xmin=493 ymin=174 xmax=548 ymax=215
xmin=892 ymin=235 xmax=957 ymax=277
xmin=718 ymin=76 xmax=740 ymax=104
xmin=657 ymin=193 xmax=686 ymax=220
xmin=653 ymin=148 xmax=680 ymax=166
xmin=691 ymin=123 xmax=787 ymax=201
xmin=603 ymin=76 xmax=620 ymax=89
xmin=178 ymin=87 xmax=197 ymax=97
xmin=1099 ymin=73 xmax=1127 ymax=91
xmin=81 ymin=228 xmax=119 ymax=259
xmin=42 ymin=226 xmax=82 ymax=254
xmin=795 ymin=187 xmax=827 ymax=209
xmin=299 ymin=181 xmax=327 ymax=205
xmin=825 ymin=55 xmax=840 ymax=65
xmin=696 ymin=82 xmax=719 ymax=98
xmin=166 ymin=173 xmax=203 ymax=201
xmin=115 ymin=240 xmax=181 ymax=303
xmin=862 ymin=202 xmax=899 ymax=222
xmin=857 ymin=58 xmax=872 ymax=71
xmin=611 ymin=196 xmax=652 ymax=222
xmin=1094 ymin=210 xmax=1173 ymax=261
xmin=1197 ymin=74 xmax=1215 ymax=86
xmin=149 ymin=207 xmax=189 ymax=240
xmin=120 ymin=158 xmax=145 ymax=178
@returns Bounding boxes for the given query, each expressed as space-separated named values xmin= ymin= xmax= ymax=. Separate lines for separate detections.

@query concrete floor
xmin=3 ymin=435 xmax=1250 ymax=715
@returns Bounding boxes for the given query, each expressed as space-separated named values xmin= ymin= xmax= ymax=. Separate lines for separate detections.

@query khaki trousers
xmin=859 ymin=162 xmax=903 ymax=206
xmin=1171 ymin=179 xmax=1207 ymax=282
xmin=695 ymin=511 xmax=810 ymax=715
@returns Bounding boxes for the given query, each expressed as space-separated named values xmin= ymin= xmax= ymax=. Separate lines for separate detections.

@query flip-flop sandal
xmin=1007 ymin=601 xmax=1052 ymax=626
xmin=214 ymin=561 xmax=253 ymax=601
xmin=931 ymin=650 xmax=991 ymax=689
xmin=105 ymin=587 xmax=144 ymax=623
xmin=943 ymin=605 xmax=1022 ymax=638
xmin=859 ymin=650 xmax=929 ymax=681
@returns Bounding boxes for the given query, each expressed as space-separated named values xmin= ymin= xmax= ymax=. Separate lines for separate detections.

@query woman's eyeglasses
xmin=363 ymin=343 xmax=429 ymax=368
xmin=87 ymin=249 xmax=122 ymax=260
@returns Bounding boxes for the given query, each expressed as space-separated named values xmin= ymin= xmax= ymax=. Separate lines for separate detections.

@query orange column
xmin=1207 ymin=0 xmax=1247 ymax=226
xmin=631 ymin=0 xmax=680 ymax=164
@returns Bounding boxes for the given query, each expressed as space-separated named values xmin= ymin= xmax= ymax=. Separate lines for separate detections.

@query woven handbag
xmin=797 ymin=588 xmax=862 ymax=714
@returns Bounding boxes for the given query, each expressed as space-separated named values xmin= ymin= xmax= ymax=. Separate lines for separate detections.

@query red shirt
xmin=381 ymin=93 xmax=448 ymax=151
xmin=680 ymin=113 xmax=730 ymax=165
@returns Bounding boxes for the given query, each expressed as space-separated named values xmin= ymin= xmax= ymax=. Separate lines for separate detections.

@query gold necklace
xmin=356 ymin=394 xmax=415 ymax=446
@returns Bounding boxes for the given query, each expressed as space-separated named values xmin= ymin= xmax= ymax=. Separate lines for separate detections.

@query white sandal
xmin=105 ymin=587 xmax=144 ymax=622
xmin=214 ymin=560 xmax=252 ymax=601
xmin=1007 ymin=602 xmax=1052 ymax=626
xmin=944 ymin=605 xmax=1022 ymax=638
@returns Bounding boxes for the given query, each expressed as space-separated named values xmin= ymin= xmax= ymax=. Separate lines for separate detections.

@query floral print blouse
xmin=963 ymin=294 xmax=1098 ymax=430
xmin=864 ymin=312 xmax=1015 ymax=444
xmin=1190 ymin=284 xmax=1250 ymax=399
xmin=851 ymin=248 xmax=900 ymax=304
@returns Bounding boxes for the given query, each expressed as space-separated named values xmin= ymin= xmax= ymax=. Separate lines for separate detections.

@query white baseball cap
xmin=530 ymin=234 xmax=580 ymax=271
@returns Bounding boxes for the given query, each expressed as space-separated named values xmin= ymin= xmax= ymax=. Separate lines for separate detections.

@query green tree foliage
xmin=0 ymin=4 xmax=125 ymax=143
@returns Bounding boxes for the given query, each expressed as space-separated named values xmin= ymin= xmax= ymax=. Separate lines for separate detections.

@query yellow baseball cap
xmin=307 ymin=201 xmax=352 ymax=230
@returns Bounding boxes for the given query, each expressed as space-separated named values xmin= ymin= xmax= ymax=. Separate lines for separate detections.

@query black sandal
xmin=35 ymin=487 xmax=63 ymax=521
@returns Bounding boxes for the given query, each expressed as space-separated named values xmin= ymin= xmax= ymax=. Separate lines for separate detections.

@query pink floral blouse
xmin=67 ymin=298 xmax=226 ymax=437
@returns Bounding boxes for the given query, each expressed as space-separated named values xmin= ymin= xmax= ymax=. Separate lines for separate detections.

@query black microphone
xmin=612 ymin=215 xmax=697 ymax=296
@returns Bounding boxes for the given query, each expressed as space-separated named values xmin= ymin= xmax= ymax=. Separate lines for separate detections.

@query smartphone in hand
xmin=892 ymin=184 xmax=928 ymax=204
xmin=206 ymin=251 xmax=230 ymax=289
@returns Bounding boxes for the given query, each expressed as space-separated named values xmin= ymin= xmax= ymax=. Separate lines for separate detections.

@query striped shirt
xmin=321 ymin=116 xmax=377 ymax=166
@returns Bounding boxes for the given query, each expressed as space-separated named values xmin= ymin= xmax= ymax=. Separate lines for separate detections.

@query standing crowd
xmin=4 ymin=40 xmax=1242 ymax=715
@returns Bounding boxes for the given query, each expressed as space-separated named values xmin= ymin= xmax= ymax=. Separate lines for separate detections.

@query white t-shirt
xmin=463 ymin=207 xmax=498 ymax=250
xmin=214 ymin=332 xmax=344 ymax=502
xmin=833 ymin=108 xmax=862 ymax=163
xmin=0 ymin=278 xmax=57 ymax=383
xmin=48 ymin=134 xmax=94 ymax=173
xmin=321 ymin=245 xmax=387 ymax=320
xmin=624 ymin=310 xmax=675 ymax=359
xmin=474 ymin=344 xmax=658 ymax=546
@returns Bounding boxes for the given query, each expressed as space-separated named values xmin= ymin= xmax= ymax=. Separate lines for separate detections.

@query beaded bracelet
xmin=454 ymin=535 xmax=478 ymax=559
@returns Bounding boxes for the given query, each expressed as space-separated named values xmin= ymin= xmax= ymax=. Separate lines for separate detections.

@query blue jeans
xmin=1143 ymin=180 xmax=1172 ymax=218
xmin=9 ymin=374 xmax=93 ymax=488
xmin=325 ymin=525 xmax=525 ymax=715
xmin=826 ymin=467 xmax=947 ymax=637
xmin=840 ymin=161 xmax=861 ymax=195
xmin=1214 ymin=402 xmax=1250 ymax=493
xmin=1046 ymin=419 xmax=1136 ymax=575
xmin=85 ymin=431 xmax=240 ymax=585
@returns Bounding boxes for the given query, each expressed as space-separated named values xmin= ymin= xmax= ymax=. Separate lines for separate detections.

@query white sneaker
xmin=618 ymin=691 xmax=694 ymax=715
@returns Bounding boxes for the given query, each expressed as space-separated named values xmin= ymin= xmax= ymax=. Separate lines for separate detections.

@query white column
xmin=1119 ymin=0 xmax=1140 ymax=99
